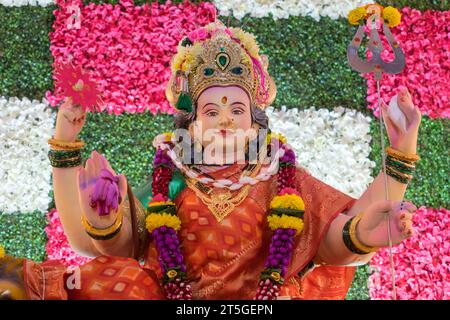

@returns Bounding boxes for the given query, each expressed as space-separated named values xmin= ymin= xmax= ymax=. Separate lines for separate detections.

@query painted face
xmin=192 ymin=85 xmax=255 ymax=164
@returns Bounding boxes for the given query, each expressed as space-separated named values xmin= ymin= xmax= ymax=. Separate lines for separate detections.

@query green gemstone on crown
xmin=215 ymin=52 xmax=230 ymax=71
xmin=204 ymin=68 xmax=214 ymax=76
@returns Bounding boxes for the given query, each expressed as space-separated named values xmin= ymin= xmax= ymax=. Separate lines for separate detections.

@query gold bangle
xmin=385 ymin=146 xmax=420 ymax=163
xmin=48 ymin=138 xmax=85 ymax=151
xmin=349 ymin=213 xmax=378 ymax=253
xmin=81 ymin=208 xmax=123 ymax=238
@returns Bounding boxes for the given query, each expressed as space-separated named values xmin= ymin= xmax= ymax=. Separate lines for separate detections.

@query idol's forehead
xmin=197 ymin=85 xmax=251 ymax=106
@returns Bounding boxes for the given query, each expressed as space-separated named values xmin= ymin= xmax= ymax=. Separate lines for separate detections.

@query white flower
xmin=0 ymin=96 xmax=55 ymax=214
xmin=267 ymin=106 xmax=375 ymax=198
xmin=214 ymin=0 xmax=373 ymax=21
xmin=0 ymin=0 xmax=54 ymax=6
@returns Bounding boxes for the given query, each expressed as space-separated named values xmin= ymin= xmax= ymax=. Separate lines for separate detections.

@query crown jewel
xmin=166 ymin=21 xmax=276 ymax=112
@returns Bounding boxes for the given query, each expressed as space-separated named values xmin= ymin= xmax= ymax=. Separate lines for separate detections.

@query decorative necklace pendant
xmin=187 ymin=179 xmax=250 ymax=223
xmin=208 ymin=189 xmax=235 ymax=222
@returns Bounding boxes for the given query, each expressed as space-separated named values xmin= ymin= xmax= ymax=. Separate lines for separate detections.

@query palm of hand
xmin=78 ymin=151 xmax=127 ymax=229
xmin=55 ymin=96 xmax=86 ymax=142
xmin=381 ymin=87 xmax=421 ymax=153
xmin=357 ymin=200 xmax=417 ymax=248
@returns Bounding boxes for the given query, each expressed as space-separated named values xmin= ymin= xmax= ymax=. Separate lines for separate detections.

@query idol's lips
xmin=217 ymin=129 xmax=234 ymax=136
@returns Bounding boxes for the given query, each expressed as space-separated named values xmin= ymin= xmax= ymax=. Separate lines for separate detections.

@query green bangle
xmin=386 ymin=156 xmax=416 ymax=175
xmin=386 ymin=166 xmax=411 ymax=184
xmin=342 ymin=217 xmax=370 ymax=255
xmin=49 ymin=159 xmax=82 ymax=168
xmin=48 ymin=149 xmax=81 ymax=159
xmin=48 ymin=149 xmax=82 ymax=168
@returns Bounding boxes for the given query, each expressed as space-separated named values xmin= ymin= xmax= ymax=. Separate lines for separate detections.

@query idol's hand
xmin=54 ymin=96 xmax=86 ymax=142
xmin=78 ymin=151 xmax=127 ymax=229
xmin=381 ymin=86 xmax=422 ymax=154
xmin=356 ymin=200 xmax=417 ymax=248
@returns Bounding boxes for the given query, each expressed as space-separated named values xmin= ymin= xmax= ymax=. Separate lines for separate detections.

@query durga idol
xmin=0 ymin=20 xmax=422 ymax=300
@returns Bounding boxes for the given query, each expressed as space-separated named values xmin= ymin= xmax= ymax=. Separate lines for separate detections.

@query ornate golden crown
xmin=166 ymin=21 xmax=276 ymax=112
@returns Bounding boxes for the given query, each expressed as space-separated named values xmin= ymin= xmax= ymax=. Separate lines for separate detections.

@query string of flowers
xmin=146 ymin=132 xmax=305 ymax=300
xmin=146 ymin=132 xmax=192 ymax=300
xmin=254 ymin=134 xmax=305 ymax=300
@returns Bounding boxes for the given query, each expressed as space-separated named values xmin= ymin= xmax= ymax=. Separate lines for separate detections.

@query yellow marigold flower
xmin=270 ymin=194 xmax=305 ymax=211
xmin=181 ymin=42 xmax=203 ymax=73
xmin=267 ymin=215 xmax=304 ymax=235
xmin=163 ymin=132 xmax=173 ymax=142
xmin=146 ymin=213 xmax=181 ymax=234
xmin=230 ymin=28 xmax=260 ymax=58
xmin=242 ymin=53 xmax=252 ymax=67
xmin=171 ymin=46 xmax=187 ymax=73
xmin=348 ymin=7 xmax=367 ymax=25
xmin=383 ymin=6 xmax=401 ymax=27
xmin=266 ymin=132 xmax=287 ymax=145
xmin=0 ymin=245 xmax=5 ymax=259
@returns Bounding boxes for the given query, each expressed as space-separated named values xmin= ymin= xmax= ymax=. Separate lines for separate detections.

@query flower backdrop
xmin=368 ymin=207 xmax=450 ymax=300
xmin=366 ymin=7 xmax=450 ymax=118
xmin=0 ymin=0 xmax=448 ymax=300
xmin=0 ymin=97 xmax=55 ymax=213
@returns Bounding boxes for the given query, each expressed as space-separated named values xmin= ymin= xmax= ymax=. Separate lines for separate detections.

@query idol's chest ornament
xmin=185 ymin=162 xmax=262 ymax=222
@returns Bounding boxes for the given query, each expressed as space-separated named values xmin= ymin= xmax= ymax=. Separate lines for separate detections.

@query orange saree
xmin=12 ymin=164 xmax=356 ymax=300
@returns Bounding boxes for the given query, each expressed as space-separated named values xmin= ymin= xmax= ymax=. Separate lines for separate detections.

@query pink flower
xmin=369 ymin=207 xmax=450 ymax=300
xmin=365 ymin=8 xmax=450 ymax=119
xmin=188 ymin=30 xmax=199 ymax=42
xmin=279 ymin=187 xmax=301 ymax=197
xmin=150 ymin=193 xmax=166 ymax=203
xmin=48 ymin=1 xmax=215 ymax=115
xmin=45 ymin=209 xmax=92 ymax=267
xmin=197 ymin=28 xmax=208 ymax=40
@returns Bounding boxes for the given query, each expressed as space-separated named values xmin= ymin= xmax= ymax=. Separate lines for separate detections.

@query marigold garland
xmin=267 ymin=215 xmax=304 ymax=236
xmin=0 ymin=245 xmax=5 ymax=259
xmin=146 ymin=213 xmax=181 ymax=234
xmin=270 ymin=194 xmax=305 ymax=211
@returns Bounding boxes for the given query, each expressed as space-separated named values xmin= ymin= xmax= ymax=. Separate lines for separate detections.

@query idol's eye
xmin=231 ymin=67 xmax=243 ymax=75
xmin=206 ymin=111 xmax=219 ymax=117
xmin=203 ymin=68 xmax=214 ymax=76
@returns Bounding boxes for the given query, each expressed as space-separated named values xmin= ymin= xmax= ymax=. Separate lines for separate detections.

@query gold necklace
xmin=186 ymin=162 xmax=262 ymax=222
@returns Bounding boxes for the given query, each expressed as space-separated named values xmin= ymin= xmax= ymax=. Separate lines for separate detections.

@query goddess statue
xmin=0 ymin=21 xmax=422 ymax=300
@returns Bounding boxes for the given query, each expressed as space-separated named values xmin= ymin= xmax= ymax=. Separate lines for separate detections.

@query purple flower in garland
xmin=152 ymin=225 xmax=192 ymax=299
xmin=255 ymin=228 xmax=297 ymax=300
xmin=264 ymin=228 xmax=296 ymax=276
xmin=280 ymin=147 xmax=296 ymax=165
xmin=154 ymin=148 xmax=175 ymax=169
